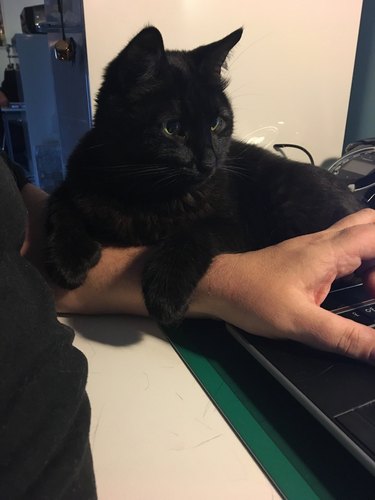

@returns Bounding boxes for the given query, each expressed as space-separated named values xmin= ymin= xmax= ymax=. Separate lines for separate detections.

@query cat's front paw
xmin=46 ymin=238 xmax=101 ymax=290
xmin=142 ymin=271 xmax=189 ymax=326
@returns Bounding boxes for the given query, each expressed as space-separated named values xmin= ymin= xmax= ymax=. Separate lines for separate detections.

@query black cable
xmin=273 ymin=143 xmax=315 ymax=166
xmin=57 ymin=0 xmax=66 ymax=41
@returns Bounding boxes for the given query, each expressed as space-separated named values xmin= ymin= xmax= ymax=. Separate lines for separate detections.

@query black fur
xmin=46 ymin=26 xmax=363 ymax=325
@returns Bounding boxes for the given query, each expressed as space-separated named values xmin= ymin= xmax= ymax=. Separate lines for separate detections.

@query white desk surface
xmin=60 ymin=315 xmax=280 ymax=500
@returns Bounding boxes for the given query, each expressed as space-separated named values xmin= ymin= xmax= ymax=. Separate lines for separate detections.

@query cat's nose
xmin=197 ymin=148 xmax=217 ymax=173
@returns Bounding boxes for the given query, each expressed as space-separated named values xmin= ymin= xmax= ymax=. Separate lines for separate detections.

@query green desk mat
xmin=165 ymin=319 xmax=375 ymax=498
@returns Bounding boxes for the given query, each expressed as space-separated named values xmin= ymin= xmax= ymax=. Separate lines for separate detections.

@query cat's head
xmin=93 ymin=26 xmax=242 ymax=197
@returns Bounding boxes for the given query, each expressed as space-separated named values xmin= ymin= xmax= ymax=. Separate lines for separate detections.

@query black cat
xmin=46 ymin=26 xmax=362 ymax=325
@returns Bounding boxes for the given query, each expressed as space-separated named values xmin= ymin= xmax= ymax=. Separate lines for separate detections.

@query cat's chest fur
xmin=75 ymin=177 xmax=235 ymax=246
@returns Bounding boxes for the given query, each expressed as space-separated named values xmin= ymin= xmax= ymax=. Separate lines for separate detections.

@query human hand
xmin=196 ymin=209 xmax=375 ymax=362
xmin=0 ymin=90 xmax=9 ymax=108
xmin=18 ymin=181 xmax=375 ymax=362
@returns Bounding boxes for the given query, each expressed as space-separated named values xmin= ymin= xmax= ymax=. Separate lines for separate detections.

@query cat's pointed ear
xmin=192 ymin=28 xmax=243 ymax=76
xmin=116 ymin=26 xmax=166 ymax=85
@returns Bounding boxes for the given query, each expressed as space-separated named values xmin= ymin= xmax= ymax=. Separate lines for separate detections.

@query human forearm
xmin=196 ymin=212 xmax=375 ymax=362
xmin=19 ymin=183 xmax=148 ymax=315
xmin=54 ymin=245 xmax=149 ymax=315
xmin=20 ymin=182 xmax=375 ymax=362
xmin=19 ymin=183 xmax=237 ymax=319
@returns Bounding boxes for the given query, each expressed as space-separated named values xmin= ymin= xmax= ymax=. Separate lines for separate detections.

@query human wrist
xmin=188 ymin=250 xmax=282 ymax=338
xmin=189 ymin=252 xmax=244 ymax=320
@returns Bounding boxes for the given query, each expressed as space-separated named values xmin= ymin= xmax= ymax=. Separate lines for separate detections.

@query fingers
xmin=328 ymin=208 xmax=375 ymax=231
xmin=327 ymin=224 xmax=375 ymax=278
xmin=296 ymin=303 xmax=375 ymax=363
xmin=295 ymin=214 xmax=375 ymax=362
xmin=363 ymin=268 xmax=375 ymax=296
xmin=323 ymin=210 xmax=375 ymax=281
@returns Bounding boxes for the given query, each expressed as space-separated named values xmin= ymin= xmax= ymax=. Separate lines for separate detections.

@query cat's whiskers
xmin=86 ymin=163 xmax=169 ymax=174
xmin=228 ymin=144 xmax=252 ymax=157
xmin=220 ymin=164 xmax=250 ymax=181
xmin=153 ymin=170 xmax=179 ymax=183
xmin=125 ymin=165 xmax=170 ymax=174
xmin=152 ymin=170 xmax=180 ymax=190
xmin=108 ymin=163 xmax=169 ymax=171
xmin=85 ymin=143 xmax=109 ymax=151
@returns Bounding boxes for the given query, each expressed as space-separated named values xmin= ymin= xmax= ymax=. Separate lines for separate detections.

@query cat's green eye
xmin=163 ymin=120 xmax=183 ymax=137
xmin=211 ymin=116 xmax=225 ymax=133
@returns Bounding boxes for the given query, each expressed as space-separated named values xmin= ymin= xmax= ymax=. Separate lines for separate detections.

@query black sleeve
xmin=1 ymin=151 xmax=30 ymax=190
xmin=1 ymin=67 xmax=21 ymax=102
xmin=0 ymin=158 xmax=97 ymax=499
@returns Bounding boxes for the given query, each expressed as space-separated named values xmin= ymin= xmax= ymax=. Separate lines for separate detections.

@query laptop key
xmin=360 ymin=304 xmax=375 ymax=321
xmin=335 ymin=405 xmax=375 ymax=459
xmin=339 ymin=308 xmax=375 ymax=326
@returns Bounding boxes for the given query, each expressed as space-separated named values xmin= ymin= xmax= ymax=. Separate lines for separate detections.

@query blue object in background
xmin=12 ymin=0 xmax=91 ymax=191
xmin=45 ymin=0 xmax=92 ymax=173
xmin=344 ymin=0 xmax=375 ymax=149
xmin=14 ymin=33 xmax=62 ymax=188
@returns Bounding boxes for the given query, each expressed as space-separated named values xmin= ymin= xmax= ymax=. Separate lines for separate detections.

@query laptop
xmin=227 ymin=282 xmax=375 ymax=476
xmin=227 ymin=142 xmax=375 ymax=476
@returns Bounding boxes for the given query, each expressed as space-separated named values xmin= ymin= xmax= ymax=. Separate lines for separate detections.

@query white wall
xmin=83 ymin=0 xmax=362 ymax=164
xmin=0 ymin=0 xmax=38 ymax=78
xmin=2 ymin=0 xmax=36 ymax=41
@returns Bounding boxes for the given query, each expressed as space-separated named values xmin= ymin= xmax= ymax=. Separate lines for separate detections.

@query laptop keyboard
xmin=338 ymin=303 xmax=375 ymax=327
xmin=322 ymin=284 xmax=375 ymax=328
